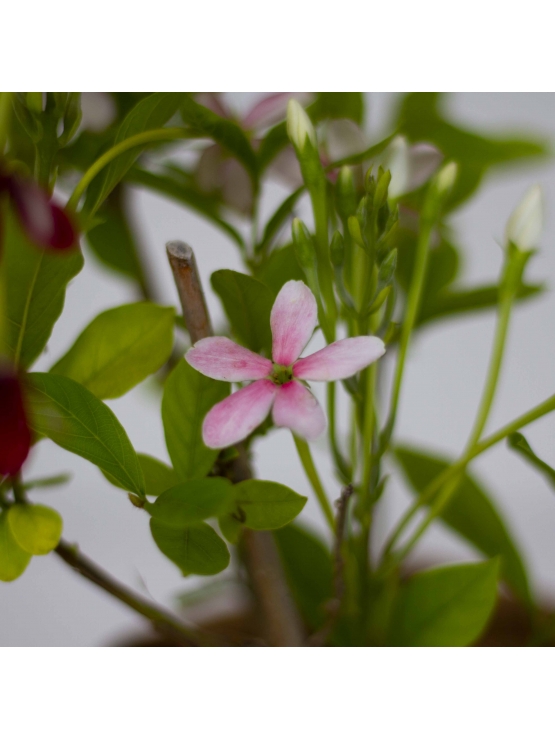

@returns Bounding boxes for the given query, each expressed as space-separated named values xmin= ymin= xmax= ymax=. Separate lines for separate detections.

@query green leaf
xmin=274 ymin=523 xmax=332 ymax=629
xmin=256 ymin=244 xmax=305 ymax=295
xmin=7 ymin=503 xmax=63 ymax=555
xmin=27 ymin=373 xmax=145 ymax=497
xmin=388 ymin=559 xmax=499 ymax=646
xmin=396 ymin=92 xmax=548 ymax=209
xmin=162 ymin=360 xmax=229 ymax=481
xmin=101 ymin=454 xmax=179 ymax=497
xmin=84 ymin=92 xmax=188 ymax=215
xmin=218 ymin=512 xmax=242 ymax=544
xmin=312 ymin=92 xmax=365 ymax=125
xmin=395 ymin=446 xmax=531 ymax=603
xmin=85 ymin=193 xmax=149 ymax=286
xmin=231 ymin=480 xmax=307 ymax=530
xmin=418 ymin=283 xmax=543 ymax=327
xmin=395 ymin=227 xmax=460 ymax=298
xmin=180 ymin=97 xmax=258 ymax=180
xmin=147 ymin=477 xmax=234 ymax=527
xmin=327 ymin=132 xmax=397 ymax=170
xmin=0 ymin=511 xmax=31 ymax=582
xmin=21 ymin=473 xmax=72 ymax=491
xmin=127 ymin=166 xmax=245 ymax=251
xmin=50 ymin=302 xmax=175 ymax=399
xmin=211 ymin=270 xmax=274 ymax=355
xmin=508 ymin=432 xmax=555 ymax=488
xmin=150 ymin=519 xmax=230 ymax=576
xmin=2 ymin=209 xmax=83 ymax=368
xmin=256 ymin=187 xmax=304 ymax=255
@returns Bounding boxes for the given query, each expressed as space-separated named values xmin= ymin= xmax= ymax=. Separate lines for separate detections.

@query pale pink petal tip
xmin=186 ymin=337 xmax=272 ymax=382
xmin=202 ymin=379 xmax=277 ymax=449
xmin=294 ymin=336 xmax=385 ymax=381
xmin=272 ymin=380 xmax=326 ymax=440
xmin=270 ymin=280 xmax=318 ymax=366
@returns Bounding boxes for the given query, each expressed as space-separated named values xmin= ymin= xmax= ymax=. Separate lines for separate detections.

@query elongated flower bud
xmin=287 ymin=99 xmax=316 ymax=152
xmin=435 ymin=161 xmax=458 ymax=197
xmin=505 ymin=185 xmax=543 ymax=250
xmin=292 ymin=218 xmax=316 ymax=269
xmin=0 ymin=368 xmax=31 ymax=476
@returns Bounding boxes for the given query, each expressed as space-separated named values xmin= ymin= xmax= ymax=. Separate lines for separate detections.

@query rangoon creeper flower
xmin=186 ymin=280 xmax=385 ymax=449
xmin=0 ymin=367 xmax=31 ymax=476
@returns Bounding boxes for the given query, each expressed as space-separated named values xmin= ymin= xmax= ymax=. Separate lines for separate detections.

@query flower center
xmin=270 ymin=363 xmax=293 ymax=386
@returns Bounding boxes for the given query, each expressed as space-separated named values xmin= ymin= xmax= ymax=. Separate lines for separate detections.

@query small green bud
xmin=336 ymin=166 xmax=357 ymax=221
xmin=287 ymin=99 xmax=316 ymax=152
xmin=378 ymin=248 xmax=397 ymax=290
xmin=348 ymin=215 xmax=364 ymax=249
xmin=59 ymin=93 xmax=82 ymax=146
xmin=292 ymin=217 xmax=316 ymax=269
xmin=128 ymin=493 xmax=144 ymax=509
xmin=330 ymin=231 xmax=345 ymax=267
xmin=364 ymin=166 xmax=375 ymax=196
xmin=374 ymin=169 xmax=392 ymax=210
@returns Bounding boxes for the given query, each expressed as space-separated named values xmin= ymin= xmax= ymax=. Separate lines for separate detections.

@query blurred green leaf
xmin=396 ymin=92 xmax=548 ymax=209
xmin=388 ymin=559 xmax=499 ymax=646
xmin=21 ymin=473 xmax=71 ymax=491
xmin=7 ymin=503 xmax=62 ymax=555
xmin=50 ymin=302 xmax=175 ymax=399
xmin=256 ymin=187 xmax=304 ymax=255
xmin=418 ymin=282 xmax=543 ymax=327
xmin=147 ymin=477 xmax=234 ymax=527
xmin=101 ymin=454 xmax=179 ymax=497
xmin=508 ymin=432 xmax=555 ymax=488
xmin=27 ymin=373 xmax=145 ymax=497
xmin=256 ymin=244 xmax=305 ymax=294
xmin=84 ymin=92 xmax=188 ymax=216
xmin=211 ymin=270 xmax=274 ymax=355
xmin=218 ymin=512 xmax=242 ymax=544
xmin=312 ymin=92 xmax=365 ymax=125
xmin=180 ymin=97 xmax=258 ymax=180
xmin=395 ymin=446 xmax=531 ymax=603
xmin=2 ymin=210 xmax=83 ymax=368
xmin=162 ymin=360 xmax=229 ymax=481
xmin=85 ymin=190 xmax=150 ymax=288
xmin=395 ymin=227 xmax=459 ymax=297
xmin=231 ymin=480 xmax=307 ymax=530
xmin=274 ymin=523 xmax=332 ymax=629
xmin=128 ymin=166 xmax=246 ymax=250
xmin=150 ymin=519 xmax=230 ymax=576
xmin=0 ymin=511 xmax=31 ymax=582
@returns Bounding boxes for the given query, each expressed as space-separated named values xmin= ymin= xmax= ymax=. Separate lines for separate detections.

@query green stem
xmin=384 ymin=392 xmax=555 ymax=560
xmin=465 ymin=289 xmax=513 ymax=451
xmin=381 ymin=209 xmax=434 ymax=449
xmin=293 ymin=435 xmax=335 ymax=529
xmin=67 ymin=127 xmax=192 ymax=213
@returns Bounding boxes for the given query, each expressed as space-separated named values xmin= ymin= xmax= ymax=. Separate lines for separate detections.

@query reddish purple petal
xmin=0 ymin=370 xmax=32 ymax=477
xmin=203 ymin=380 xmax=277 ymax=449
xmin=243 ymin=92 xmax=313 ymax=131
xmin=186 ymin=337 xmax=272 ymax=382
xmin=272 ymin=380 xmax=326 ymax=440
xmin=9 ymin=177 xmax=77 ymax=250
xmin=271 ymin=280 xmax=318 ymax=366
xmin=294 ymin=336 xmax=385 ymax=381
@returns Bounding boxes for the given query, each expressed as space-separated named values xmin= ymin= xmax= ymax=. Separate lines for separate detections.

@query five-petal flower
xmin=186 ymin=280 xmax=385 ymax=449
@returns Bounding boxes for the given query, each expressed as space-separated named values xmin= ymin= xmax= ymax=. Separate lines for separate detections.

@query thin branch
xmin=54 ymin=539 xmax=206 ymax=646
xmin=166 ymin=241 xmax=305 ymax=647
xmin=307 ymin=484 xmax=354 ymax=646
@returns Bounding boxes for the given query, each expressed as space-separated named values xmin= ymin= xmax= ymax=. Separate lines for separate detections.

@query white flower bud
xmin=435 ymin=161 xmax=458 ymax=195
xmin=286 ymin=99 xmax=316 ymax=152
xmin=505 ymin=185 xmax=543 ymax=250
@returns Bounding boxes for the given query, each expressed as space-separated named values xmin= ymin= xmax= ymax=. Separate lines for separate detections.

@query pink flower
xmin=186 ymin=281 xmax=385 ymax=449
xmin=0 ymin=367 xmax=32 ymax=477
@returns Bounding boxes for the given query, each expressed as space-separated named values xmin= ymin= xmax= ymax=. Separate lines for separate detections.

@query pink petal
xmin=271 ymin=280 xmax=318 ymax=366
xmin=272 ymin=380 xmax=326 ymax=440
xmin=294 ymin=336 xmax=385 ymax=381
xmin=243 ymin=92 xmax=313 ymax=131
xmin=203 ymin=379 xmax=277 ymax=449
xmin=186 ymin=337 xmax=272 ymax=382
xmin=0 ymin=368 xmax=31 ymax=476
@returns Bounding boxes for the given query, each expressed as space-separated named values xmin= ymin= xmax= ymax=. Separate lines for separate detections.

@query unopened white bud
xmin=386 ymin=136 xmax=410 ymax=200
xmin=505 ymin=185 xmax=543 ymax=250
xmin=435 ymin=161 xmax=458 ymax=195
xmin=286 ymin=99 xmax=316 ymax=152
